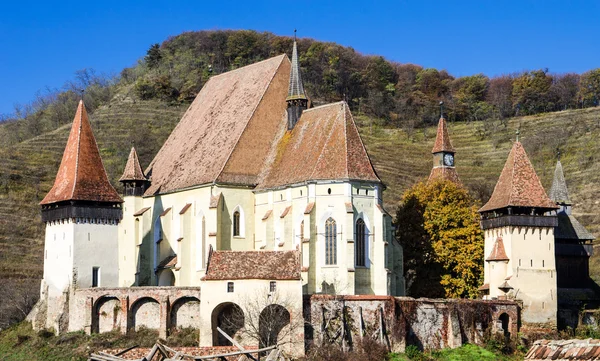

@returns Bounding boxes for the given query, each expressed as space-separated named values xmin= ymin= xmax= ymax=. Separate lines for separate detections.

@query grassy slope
xmin=1 ymin=99 xmax=600 ymax=289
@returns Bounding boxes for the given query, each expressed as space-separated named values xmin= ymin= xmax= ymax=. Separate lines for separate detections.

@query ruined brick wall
xmin=306 ymin=295 xmax=519 ymax=352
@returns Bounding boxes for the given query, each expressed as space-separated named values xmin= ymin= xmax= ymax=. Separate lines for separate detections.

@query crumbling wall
xmin=306 ymin=295 xmax=519 ymax=352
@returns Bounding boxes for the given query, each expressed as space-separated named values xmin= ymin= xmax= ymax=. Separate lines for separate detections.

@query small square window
xmin=270 ymin=281 xmax=276 ymax=292
xmin=227 ymin=282 xmax=234 ymax=293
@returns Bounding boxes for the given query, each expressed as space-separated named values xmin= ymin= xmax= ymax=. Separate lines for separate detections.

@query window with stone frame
xmin=233 ymin=211 xmax=241 ymax=237
xmin=355 ymin=218 xmax=366 ymax=267
xmin=325 ymin=217 xmax=337 ymax=265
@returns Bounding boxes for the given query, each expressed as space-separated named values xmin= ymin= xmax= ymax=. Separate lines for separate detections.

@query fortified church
xmin=30 ymin=37 xmax=598 ymax=351
xmin=32 ymin=40 xmax=405 ymax=347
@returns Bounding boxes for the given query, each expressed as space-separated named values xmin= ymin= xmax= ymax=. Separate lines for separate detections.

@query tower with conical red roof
xmin=429 ymin=106 xmax=460 ymax=183
xmin=479 ymin=136 xmax=558 ymax=326
xmin=39 ymin=101 xmax=122 ymax=332
xmin=286 ymin=32 xmax=308 ymax=130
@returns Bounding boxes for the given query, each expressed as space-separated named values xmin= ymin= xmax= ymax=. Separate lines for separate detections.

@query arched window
xmin=233 ymin=211 xmax=241 ymax=237
xmin=355 ymin=218 xmax=366 ymax=267
xmin=325 ymin=217 xmax=337 ymax=265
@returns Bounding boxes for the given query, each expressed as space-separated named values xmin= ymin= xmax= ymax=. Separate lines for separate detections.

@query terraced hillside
xmin=2 ymin=98 xmax=600 ymax=325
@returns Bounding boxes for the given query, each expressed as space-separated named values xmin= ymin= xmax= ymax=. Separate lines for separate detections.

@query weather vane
xmin=80 ymin=89 xmax=84 ymax=100
xmin=294 ymin=29 xmax=297 ymax=41
xmin=516 ymin=128 xmax=520 ymax=142
xmin=439 ymin=101 xmax=444 ymax=118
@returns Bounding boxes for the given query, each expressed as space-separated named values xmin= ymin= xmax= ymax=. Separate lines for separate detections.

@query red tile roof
xmin=486 ymin=237 xmax=509 ymax=261
xmin=144 ymin=55 xmax=290 ymax=195
xmin=525 ymin=339 xmax=600 ymax=360
xmin=258 ymin=102 xmax=380 ymax=189
xmin=41 ymin=101 xmax=122 ymax=205
xmin=479 ymin=141 xmax=557 ymax=212
xmin=431 ymin=117 xmax=455 ymax=153
xmin=280 ymin=206 xmax=291 ymax=218
xmin=133 ymin=207 xmax=151 ymax=217
xmin=179 ymin=203 xmax=192 ymax=215
xmin=304 ymin=202 xmax=315 ymax=214
xmin=119 ymin=147 xmax=147 ymax=182
xmin=262 ymin=210 xmax=272 ymax=220
xmin=204 ymin=250 xmax=301 ymax=280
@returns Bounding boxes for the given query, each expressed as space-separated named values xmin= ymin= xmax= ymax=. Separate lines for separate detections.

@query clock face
xmin=443 ymin=153 xmax=454 ymax=166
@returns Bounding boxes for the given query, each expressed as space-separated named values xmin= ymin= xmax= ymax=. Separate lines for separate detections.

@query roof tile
xmin=431 ymin=117 xmax=455 ymax=153
xmin=119 ymin=147 xmax=147 ymax=182
xmin=204 ymin=250 xmax=300 ymax=280
xmin=486 ymin=237 xmax=509 ymax=261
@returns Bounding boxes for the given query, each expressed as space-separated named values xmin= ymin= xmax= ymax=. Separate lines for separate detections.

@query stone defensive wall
xmin=305 ymin=295 xmax=519 ymax=352
xmin=69 ymin=287 xmax=201 ymax=339
xmin=60 ymin=288 xmax=519 ymax=353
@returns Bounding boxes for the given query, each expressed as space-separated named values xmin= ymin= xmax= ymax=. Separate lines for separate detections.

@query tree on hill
xmin=395 ymin=179 xmax=484 ymax=299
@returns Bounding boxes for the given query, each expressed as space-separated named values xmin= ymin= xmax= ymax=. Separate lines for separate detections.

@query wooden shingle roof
xmin=41 ymin=101 xmax=122 ymax=205
xmin=479 ymin=141 xmax=557 ymax=213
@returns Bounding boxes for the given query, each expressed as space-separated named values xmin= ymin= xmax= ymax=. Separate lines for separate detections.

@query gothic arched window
xmin=325 ymin=217 xmax=337 ymax=265
xmin=355 ymin=218 xmax=366 ymax=267
xmin=233 ymin=211 xmax=241 ymax=237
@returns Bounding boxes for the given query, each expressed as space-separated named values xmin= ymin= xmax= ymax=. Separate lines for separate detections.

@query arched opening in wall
xmin=498 ymin=313 xmax=510 ymax=337
xmin=355 ymin=218 xmax=366 ymax=267
xmin=259 ymin=304 xmax=291 ymax=349
xmin=93 ymin=296 xmax=121 ymax=333
xmin=170 ymin=296 xmax=200 ymax=331
xmin=130 ymin=297 xmax=160 ymax=331
xmin=232 ymin=205 xmax=245 ymax=237
xmin=211 ymin=302 xmax=244 ymax=346
xmin=158 ymin=269 xmax=175 ymax=286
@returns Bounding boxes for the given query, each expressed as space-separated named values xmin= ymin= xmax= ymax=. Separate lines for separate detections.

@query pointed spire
xmin=40 ymin=100 xmax=122 ymax=205
xmin=486 ymin=237 xmax=509 ymax=262
xmin=119 ymin=147 xmax=147 ymax=182
xmin=431 ymin=116 xmax=455 ymax=153
xmin=549 ymin=159 xmax=571 ymax=205
xmin=286 ymin=35 xmax=307 ymax=102
xmin=479 ymin=141 xmax=557 ymax=212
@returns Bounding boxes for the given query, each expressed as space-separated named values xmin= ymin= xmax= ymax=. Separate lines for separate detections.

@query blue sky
xmin=1 ymin=0 xmax=599 ymax=115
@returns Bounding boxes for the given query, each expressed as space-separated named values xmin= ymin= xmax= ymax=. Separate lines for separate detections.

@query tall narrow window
xmin=233 ymin=211 xmax=241 ymax=237
xmin=355 ymin=218 xmax=366 ymax=267
xmin=325 ymin=217 xmax=337 ymax=265
xmin=300 ymin=220 xmax=304 ymax=241
xmin=92 ymin=267 xmax=100 ymax=287
xmin=227 ymin=282 xmax=234 ymax=293
xmin=270 ymin=281 xmax=277 ymax=292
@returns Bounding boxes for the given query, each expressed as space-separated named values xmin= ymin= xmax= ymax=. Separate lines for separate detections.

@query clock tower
xmin=428 ymin=103 xmax=460 ymax=183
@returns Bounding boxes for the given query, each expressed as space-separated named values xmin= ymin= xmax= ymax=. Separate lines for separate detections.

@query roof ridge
xmin=343 ymin=103 xmax=349 ymax=179
xmin=309 ymin=104 xmax=345 ymax=180
xmin=211 ymin=54 xmax=286 ymax=80
xmin=303 ymin=101 xmax=344 ymax=112
xmin=215 ymin=55 xmax=286 ymax=183
xmin=71 ymin=101 xmax=84 ymax=199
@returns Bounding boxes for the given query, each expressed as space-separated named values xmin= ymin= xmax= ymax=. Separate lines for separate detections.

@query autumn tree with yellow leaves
xmin=395 ymin=179 xmax=484 ymax=299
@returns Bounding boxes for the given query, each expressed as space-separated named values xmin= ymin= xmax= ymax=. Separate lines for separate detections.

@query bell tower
xmin=429 ymin=102 xmax=460 ymax=183
xmin=286 ymin=30 xmax=308 ymax=130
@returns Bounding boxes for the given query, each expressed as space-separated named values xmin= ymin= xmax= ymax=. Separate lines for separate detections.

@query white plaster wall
xmin=43 ymin=221 xmax=74 ymax=297
xmin=73 ymin=222 xmax=119 ymax=288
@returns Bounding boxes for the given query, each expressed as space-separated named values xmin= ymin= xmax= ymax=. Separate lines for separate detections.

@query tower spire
xmin=286 ymin=32 xmax=308 ymax=130
xmin=428 ymin=110 xmax=460 ymax=184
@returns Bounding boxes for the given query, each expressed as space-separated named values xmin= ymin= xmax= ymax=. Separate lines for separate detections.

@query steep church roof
xmin=144 ymin=55 xmax=290 ymax=195
xmin=479 ymin=141 xmax=557 ymax=213
xmin=486 ymin=237 xmax=509 ymax=261
xmin=431 ymin=117 xmax=455 ymax=153
xmin=549 ymin=160 xmax=571 ymax=205
xmin=286 ymin=38 xmax=307 ymax=101
xmin=258 ymin=101 xmax=380 ymax=189
xmin=41 ymin=101 xmax=122 ymax=205
xmin=119 ymin=147 xmax=147 ymax=182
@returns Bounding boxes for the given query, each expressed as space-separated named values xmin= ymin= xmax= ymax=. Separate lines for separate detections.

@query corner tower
xmin=429 ymin=105 xmax=460 ymax=183
xmin=549 ymin=157 xmax=594 ymax=288
xmin=479 ymin=138 xmax=558 ymax=326
xmin=286 ymin=33 xmax=308 ymax=130
xmin=38 ymin=101 xmax=122 ymax=332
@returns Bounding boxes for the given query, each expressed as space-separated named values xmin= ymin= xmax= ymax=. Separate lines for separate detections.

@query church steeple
xmin=549 ymin=157 xmax=571 ymax=208
xmin=286 ymin=31 xmax=308 ymax=130
xmin=428 ymin=103 xmax=460 ymax=183
xmin=119 ymin=147 xmax=149 ymax=197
